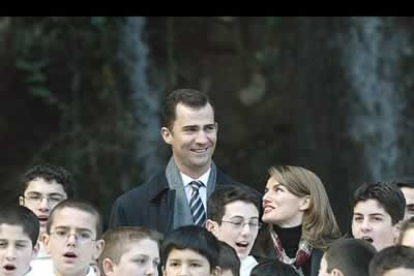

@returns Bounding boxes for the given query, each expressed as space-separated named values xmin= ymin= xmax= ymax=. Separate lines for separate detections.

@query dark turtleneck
xmin=274 ymin=224 xmax=302 ymax=258
xmin=274 ymin=224 xmax=312 ymax=276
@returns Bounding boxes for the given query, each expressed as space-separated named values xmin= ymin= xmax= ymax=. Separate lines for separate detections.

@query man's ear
xmin=299 ymin=195 xmax=311 ymax=211
xmin=331 ymin=268 xmax=344 ymax=276
xmin=211 ymin=266 xmax=221 ymax=276
xmin=393 ymin=220 xmax=403 ymax=244
xmin=43 ymin=234 xmax=51 ymax=254
xmin=162 ymin=266 xmax=167 ymax=276
xmin=215 ymin=122 xmax=219 ymax=132
xmin=102 ymin=258 xmax=115 ymax=276
xmin=206 ymin=219 xmax=218 ymax=234
xmin=93 ymin=239 xmax=105 ymax=260
xmin=161 ymin=127 xmax=173 ymax=145
xmin=19 ymin=196 xmax=25 ymax=206
xmin=31 ymin=242 xmax=40 ymax=260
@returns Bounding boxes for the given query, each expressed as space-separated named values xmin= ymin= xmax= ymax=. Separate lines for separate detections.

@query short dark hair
xmin=207 ymin=185 xmax=261 ymax=224
xmin=394 ymin=181 xmax=414 ymax=190
xmin=325 ymin=238 xmax=376 ymax=276
xmin=217 ymin=240 xmax=240 ymax=276
xmin=161 ymin=89 xmax=214 ymax=130
xmin=161 ymin=225 xmax=220 ymax=271
xmin=353 ymin=182 xmax=406 ymax=225
xmin=0 ymin=205 xmax=39 ymax=247
xmin=46 ymin=199 xmax=102 ymax=238
xmin=250 ymin=260 xmax=299 ymax=276
xmin=369 ymin=246 xmax=414 ymax=276
xmin=20 ymin=163 xmax=75 ymax=198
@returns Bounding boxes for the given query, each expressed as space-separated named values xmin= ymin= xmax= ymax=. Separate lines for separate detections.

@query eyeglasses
xmin=50 ymin=229 xmax=95 ymax=243
xmin=23 ymin=193 xmax=65 ymax=205
xmin=221 ymin=220 xmax=262 ymax=230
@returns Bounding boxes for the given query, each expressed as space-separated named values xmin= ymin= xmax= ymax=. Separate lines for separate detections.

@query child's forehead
xmin=169 ymin=248 xmax=207 ymax=260
xmin=51 ymin=207 xmax=96 ymax=231
xmin=0 ymin=223 xmax=31 ymax=241
xmin=354 ymin=199 xmax=388 ymax=214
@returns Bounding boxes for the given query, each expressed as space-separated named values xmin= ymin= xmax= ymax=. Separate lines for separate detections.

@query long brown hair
xmin=267 ymin=165 xmax=341 ymax=249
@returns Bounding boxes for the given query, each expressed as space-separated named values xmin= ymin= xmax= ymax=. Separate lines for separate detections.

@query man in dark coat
xmin=109 ymin=89 xmax=241 ymax=234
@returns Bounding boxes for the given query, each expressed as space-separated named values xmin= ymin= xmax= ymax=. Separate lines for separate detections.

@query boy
xmin=206 ymin=185 xmax=261 ymax=276
xmin=395 ymin=181 xmax=414 ymax=219
xmin=19 ymin=163 xmax=74 ymax=262
xmin=351 ymin=182 xmax=405 ymax=251
xmin=0 ymin=205 xmax=39 ymax=276
xmin=161 ymin=225 xmax=221 ymax=276
xmin=317 ymin=238 xmax=376 ymax=276
xmin=99 ymin=226 xmax=162 ymax=276
xmin=369 ymin=246 xmax=414 ymax=276
xmin=217 ymin=241 xmax=240 ymax=276
xmin=42 ymin=199 xmax=104 ymax=276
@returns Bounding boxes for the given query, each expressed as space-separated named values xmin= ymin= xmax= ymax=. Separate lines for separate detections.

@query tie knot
xmin=189 ymin=181 xmax=203 ymax=190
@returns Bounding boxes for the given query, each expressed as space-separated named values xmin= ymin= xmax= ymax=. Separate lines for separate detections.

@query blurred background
xmin=1 ymin=16 xmax=414 ymax=232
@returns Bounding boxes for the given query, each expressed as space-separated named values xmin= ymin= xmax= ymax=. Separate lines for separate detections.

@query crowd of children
xmin=2 ymin=162 xmax=414 ymax=276
xmin=2 ymin=89 xmax=414 ymax=276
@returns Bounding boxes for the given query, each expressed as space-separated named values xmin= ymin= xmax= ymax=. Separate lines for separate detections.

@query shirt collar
xmin=181 ymin=168 xmax=211 ymax=187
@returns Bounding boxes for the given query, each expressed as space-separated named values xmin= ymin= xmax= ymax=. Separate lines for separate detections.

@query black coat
xmin=108 ymin=169 xmax=241 ymax=234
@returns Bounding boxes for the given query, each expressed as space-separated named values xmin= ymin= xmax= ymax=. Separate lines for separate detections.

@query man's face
xmin=207 ymin=201 xmax=259 ymax=260
xmin=107 ymin=238 xmax=160 ymax=276
xmin=44 ymin=207 xmax=103 ymax=276
xmin=352 ymin=199 xmax=396 ymax=251
xmin=161 ymin=103 xmax=217 ymax=178
xmin=19 ymin=178 xmax=67 ymax=237
xmin=162 ymin=249 xmax=217 ymax=276
xmin=0 ymin=224 xmax=37 ymax=276
xmin=400 ymin=187 xmax=414 ymax=219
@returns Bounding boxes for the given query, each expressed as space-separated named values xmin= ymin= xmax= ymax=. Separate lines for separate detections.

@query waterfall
xmin=343 ymin=17 xmax=412 ymax=181
xmin=117 ymin=17 xmax=164 ymax=184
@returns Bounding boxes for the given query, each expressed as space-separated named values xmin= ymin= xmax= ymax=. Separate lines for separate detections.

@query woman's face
xmin=262 ymin=176 xmax=308 ymax=228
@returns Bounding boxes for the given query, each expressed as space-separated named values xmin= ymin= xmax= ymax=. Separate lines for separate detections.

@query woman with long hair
xmin=253 ymin=165 xmax=341 ymax=276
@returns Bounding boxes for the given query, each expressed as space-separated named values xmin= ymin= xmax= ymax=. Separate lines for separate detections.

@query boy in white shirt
xmin=41 ymin=200 xmax=104 ymax=276
xmin=206 ymin=185 xmax=262 ymax=276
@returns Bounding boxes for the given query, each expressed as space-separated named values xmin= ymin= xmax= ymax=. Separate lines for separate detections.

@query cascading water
xmin=343 ymin=17 xmax=412 ymax=181
xmin=117 ymin=17 xmax=164 ymax=184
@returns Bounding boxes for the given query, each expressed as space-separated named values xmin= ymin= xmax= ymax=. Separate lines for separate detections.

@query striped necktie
xmin=189 ymin=180 xmax=206 ymax=226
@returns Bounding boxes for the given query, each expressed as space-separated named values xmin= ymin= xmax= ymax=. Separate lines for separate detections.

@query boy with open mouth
xmin=42 ymin=199 xmax=104 ymax=276
xmin=351 ymin=181 xmax=406 ymax=251
xmin=0 ymin=206 xmax=39 ymax=276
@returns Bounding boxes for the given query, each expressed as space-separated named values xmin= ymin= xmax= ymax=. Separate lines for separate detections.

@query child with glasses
xmin=18 ymin=163 xmax=74 ymax=266
xmin=206 ymin=185 xmax=262 ymax=276
xmin=98 ymin=226 xmax=162 ymax=276
xmin=38 ymin=200 xmax=104 ymax=276
xmin=0 ymin=206 xmax=39 ymax=276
